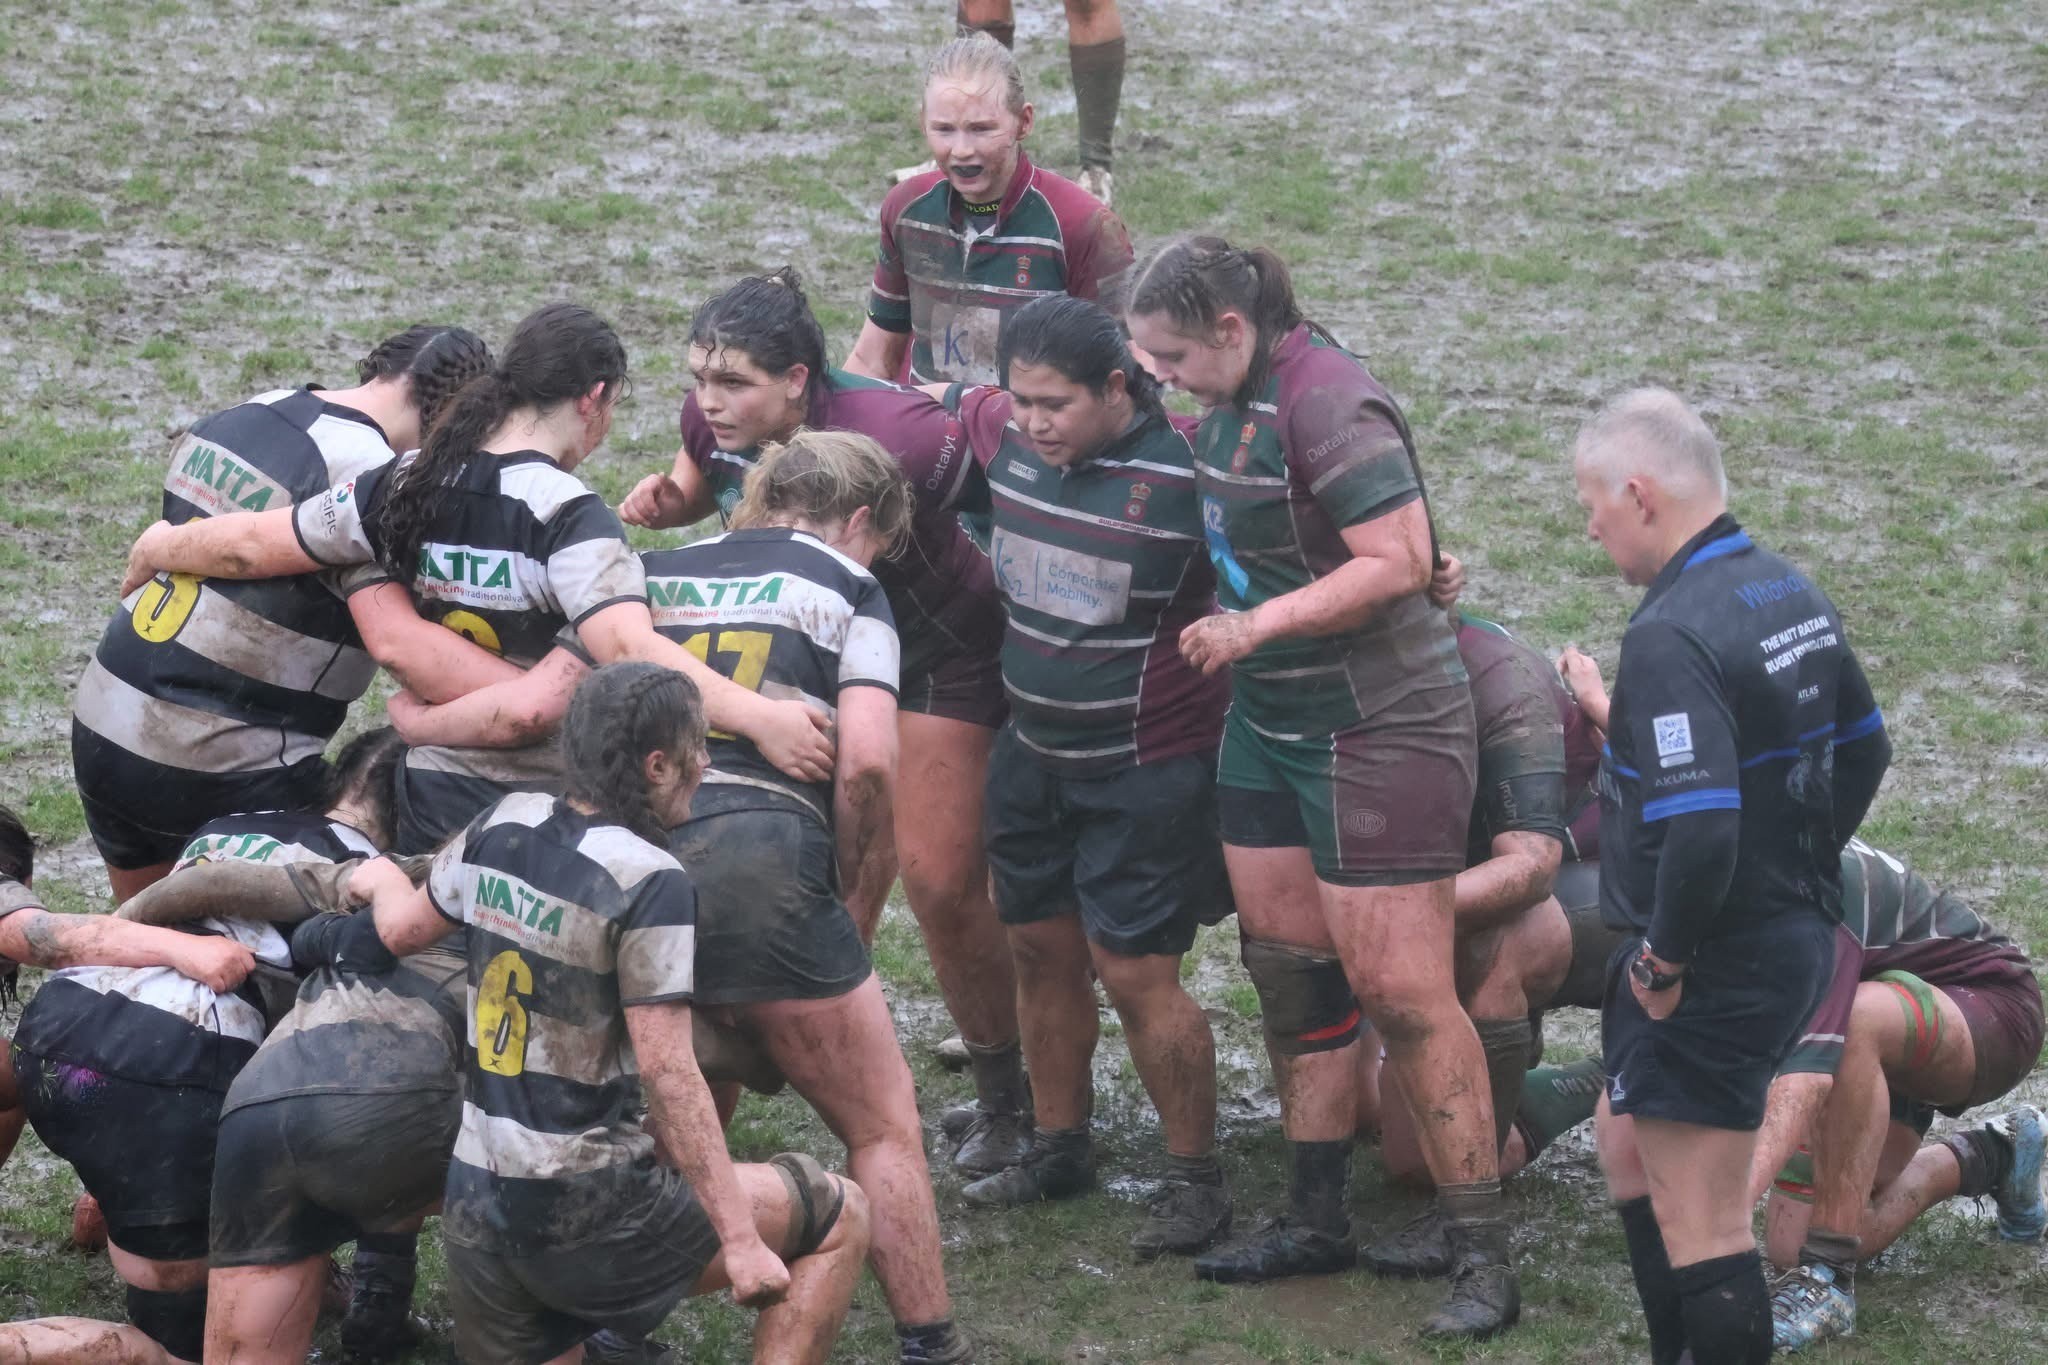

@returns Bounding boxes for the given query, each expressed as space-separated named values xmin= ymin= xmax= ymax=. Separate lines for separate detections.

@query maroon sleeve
xmin=952 ymin=385 xmax=1014 ymax=471
xmin=867 ymin=182 xmax=917 ymax=334
xmin=843 ymin=386 xmax=976 ymax=516
xmin=1063 ymin=198 xmax=1135 ymax=310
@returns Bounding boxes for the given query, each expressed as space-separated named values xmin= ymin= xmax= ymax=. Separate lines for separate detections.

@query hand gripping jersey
xmin=11 ymin=811 xmax=376 ymax=1091
xmin=294 ymin=452 xmax=648 ymax=836
xmin=1597 ymin=514 xmax=1888 ymax=950
xmin=74 ymin=390 xmax=394 ymax=778
xmin=951 ymin=386 xmax=1225 ymax=773
xmin=867 ymin=153 xmax=1135 ymax=386
xmin=429 ymin=792 xmax=699 ymax=1254
xmin=680 ymin=370 xmax=1001 ymax=687
xmin=1456 ymin=614 xmax=1582 ymax=868
xmin=640 ymin=528 xmax=900 ymax=820
xmin=1193 ymin=325 xmax=1466 ymax=739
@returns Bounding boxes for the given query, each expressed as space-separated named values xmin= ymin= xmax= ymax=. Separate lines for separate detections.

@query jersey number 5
xmin=132 ymin=572 xmax=202 ymax=643
xmin=476 ymin=949 xmax=535 ymax=1077
xmin=678 ymin=629 xmax=772 ymax=739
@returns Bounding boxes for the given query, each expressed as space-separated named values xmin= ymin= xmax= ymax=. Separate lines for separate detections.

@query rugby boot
xmin=1077 ymin=166 xmax=1114 ymax=208
xmin=1129 ymin=1170 xmax=1231 ymax=1260
xmin=960 ymin=1130 xmax=1093 ymax=1207
xmin=1419 ymin=1218 xmax=1520 ymax=1341
xmin=1362 ymin=1206 xmax=1454 ymax=1279
xmin=339 ymin=1251 xmax=422 ymax=1361
xmin=1988 ymin=1105 xmax=2047 ymax=1242
xmin=1192 ymin=1216 xmax=1356 ymax=1284
xmin=321 ymin=1256 xmax=353 ymax=1317
xmin=1769 ymin=1262 xmax=1855 ymax=1352
xmin=950 ymin=1105 xmax=1034 ymax=1176
xmin=584 ymin=1329 xmax=680 ymax=1364
xmin=897 ymin=1319 xmax=974 ymax=1364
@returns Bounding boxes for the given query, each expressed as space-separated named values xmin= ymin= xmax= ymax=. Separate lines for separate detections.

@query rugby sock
xmin=896 ymin=1317 xmax=967 ymax=1363
xmin=1474 ymin=1017 xmax=1534 ymax=1155
xmin=1617 ymin=1195 xmax=1687 ymax=1365
xmin=1069 ymin=38 xmax=1125 ymax=172
xmin=955 ymin=6 xmax=1015 ymax=48
xmin=1288 ymin=1139 xmax=1351 ymax=1235
xmin=1673 ymin=1249 xmax=1771 ymax=1365
xmin=966 ymin=1038 xmax=1030 ymax=1116
xmin=1167 ymin=1151 xmax=1224 ymax=1187
xmin=1942 ymin=1124 xmax=2014 ymax=1198
xmin=1799 ymin=1227 xmax=1860 ymax=1287
xmin=353 ymin=1231 xmax=418 ymax=1293
xmin=1515 ymin=1056 xmax=1605 ymax=1159
xmin=1033 ymin=1125 xmax=1092 ymax=1160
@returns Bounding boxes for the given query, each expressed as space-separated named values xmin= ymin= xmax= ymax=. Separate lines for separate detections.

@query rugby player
xmin=1758 ymin=838 xmax=2044 ymax=1350
xmin=1127 ymin=238 xmax=1517 ymax=1337
xmin=413 ymin=432 xmax=972 ymax=1363
xmin=618 ymin=271 xmax=1030 ymax=1175
xmin=330 ymin=663 xmax=872 ymax=1365
xmin=120 ymin=304 xmax=836 ymax=854
xmin=0 ymin=732 xmax=399 ymax=1365
xmin=0 ymin=806 xmax=32 ymax=1174
xmin=72 ymin=326 xmax=504 ymax=900
xmin=848 ymin=34 xmax=1133 ymax=389
xmin=940 ymin=297 xmax=1232 ymax=1257
xmin=1576 ymin=388 xmax=1890 ymax=1365
xmin=940 ymin=2 xmax=1125 ymax=204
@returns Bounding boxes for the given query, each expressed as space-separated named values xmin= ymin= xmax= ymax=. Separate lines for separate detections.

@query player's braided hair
xmin=922 ymin=31 xmax=1025 ymax=115
xmin=313 ymin=726 xmax=406 ymax=843
xmin=369 ymin=303 xmax=627 ymax=585
xmin=356 ymin=325 xmax=494 ymax=434
xmin=689 ymin=267 xmax=828 ymax=420
xmin=1127 ymin=236 xmax=1339 ymax=406
xmin=0 ymin=803 xmax=31 ymax=884
xmin=560 ymin=663 xmax=708 ymax=847
xmin=730 ymin=429 xmax=913 ymax=560
xmin=998 ymin=294 xmax=1166 ymax=422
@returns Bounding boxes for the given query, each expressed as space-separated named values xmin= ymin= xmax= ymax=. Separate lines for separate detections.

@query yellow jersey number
xmin=131 ymin=572 xmax=202 ymax=644
xmin=439 ymin=609 xmax=503 ymax=656
xmin=678 ymin=629 xmax=772 ymax=739
xmin=475 ymin=949 xmax=534 ymax=1077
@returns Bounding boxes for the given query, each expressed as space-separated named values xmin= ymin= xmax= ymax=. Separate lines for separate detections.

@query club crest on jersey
xmin=1014 ymin=254 xmax=1031 ymax=287
xmin=1124 ymin=481 xmax=1153 ymax=521
xmin=1229 ymin=421 xmax=1256 ymax=474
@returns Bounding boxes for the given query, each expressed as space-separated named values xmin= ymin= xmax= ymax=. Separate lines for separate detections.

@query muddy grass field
xmin=2 ymin=0 xmax=2045 ymax=1360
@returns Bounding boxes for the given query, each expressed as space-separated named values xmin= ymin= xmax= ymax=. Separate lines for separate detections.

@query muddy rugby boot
xmin=897 ymin=1319 xmax=973 ymax=1364
xmin=1077 ymin=166 xmax=1114 ymax=208
xmin=339 ymin=1247 xmax=421 ymax=1361
xmin=961 ymin=1129 xmax=1093 ymax=1207
xmin=584 ymin=1329 xmax=680 ymax=1364
xmin=1363 ymin=1206 xmax=1455 ymax=1279
xmin=1419 ymin=1218 xmax=1520 ymax=1341
xmin=1193 ymin=1215 xmax=1356 ymax=1284
xmin=1769 ymin=1261 xmax=1855 ymax=1352
xmin=1129 ymin=1167 xmax=1231 ymax=1260
xmin=1988 ymin=1105 xmax=2047 ymax=1242
xmin=945 ymin=1101 xmax=1033 ymax=1176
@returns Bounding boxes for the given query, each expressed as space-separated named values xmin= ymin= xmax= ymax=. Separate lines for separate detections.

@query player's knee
xmin=770 ymin=1153 xmax=856 ymax=1262
xmin=1241 ymin=938 xmax=1361 ymax=1055
xmin=126 ymin=1284 xmax=206 ymax=1363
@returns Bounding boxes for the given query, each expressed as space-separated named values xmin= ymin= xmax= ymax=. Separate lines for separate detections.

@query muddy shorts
xmin=444 ymin=1165 xmax=719 ymax=1365
xmin=1602 ymin=911 xmax=1833 ymax=1132
xmin=72 ymin=720 xmax=330 ymax=871
xmin=984 ymin=726 xmax=1228 ymax=957
xmin=665 ymin=787 xmax=870 ymax=1005
xmin=1214 ymin=684 xmax=1476 ymax=887
xmin=210 ymin=1088 xmax=460 ymax=1267
xmin=14 ymin=1046 xmax=219 ymax=1259
xmin=898 ymin=645 xmax=1008 ymax=729
xmin=1940 ymin=968 xmax=2044 ymax=1113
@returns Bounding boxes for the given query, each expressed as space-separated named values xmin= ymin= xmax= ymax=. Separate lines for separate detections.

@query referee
xmin=1572 ymin=389 xmax=1890 ymax=1364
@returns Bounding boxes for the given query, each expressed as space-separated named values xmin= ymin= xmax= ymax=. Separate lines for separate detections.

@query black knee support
xmin=126 ymin=1283 xmax=207 ymax=1363
xmin=770 ymin=1151 xmax=846 ymax=1260
xmin=1240 ymin=938 xmax=1361 ymax=1055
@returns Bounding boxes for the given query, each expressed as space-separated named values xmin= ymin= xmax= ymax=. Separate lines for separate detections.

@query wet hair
xmin=320 ymin=726 xmax=405 ymax=843
xmin=356 ymin=325 xmax=494 ymax=435
xmin=999 ymin=295 xmax=1165 ymax=420
xmin=1127 ymin=236 xmax=1337 ymax=405
xmin=1574 ymin=387 xmax=1727 ymax=499
xmin=688 ymin=268 xmax=828 ymax=420
xmin=731 ymin=429 xmax=913 ymax=560
xmin=0 ymin=803 xmax=30 ymax=884
xmin=369 ymin=303 xmax=627 ymax=584
xmin=921 ymin=31 xmax=1026 ymax=116
xmin=561 ymin=663 xmax=709 ymax=845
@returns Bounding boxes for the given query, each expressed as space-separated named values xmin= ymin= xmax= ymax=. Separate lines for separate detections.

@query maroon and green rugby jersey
xmin=868 ymin=152 xmax=1135 ymax=386
xmin=952 ymin=386 xmax=1224 ymax=774
xmin=1195 ymin=325 xmax=1465 ymax=737
xmin=681 ymin=369 xmax=1000 ymax=684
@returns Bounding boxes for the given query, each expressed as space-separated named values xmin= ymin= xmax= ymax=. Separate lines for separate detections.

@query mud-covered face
xmin=645 ymin=739 xmax=708 ymax=828
xmin=1007 ymin=359 xmax=1126 ymax=468
xmin=921 ymin=78 xmax=1033 ymax=204
xmin=688 ymin=343 xmax=807 ymax=451
xmin=1127 ymin=310 xmax=1250 ymax=408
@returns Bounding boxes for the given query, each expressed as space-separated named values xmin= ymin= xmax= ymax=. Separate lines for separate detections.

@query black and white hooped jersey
xmin=294 ymin=450 xmax=649 ymax=813
xmin=74 ymin=389 xmax=394 ymax=778
xmin=641 ymin=528 xmax=899 ymax=820
xmin=11 ymin=810 xmax=377 ymax=1092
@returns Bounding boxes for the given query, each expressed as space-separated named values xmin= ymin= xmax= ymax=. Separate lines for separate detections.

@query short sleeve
xmin=948 ymin=385 xmax=1013 ymax=471
xmin=867 ymin=194 xmax=913 ymax=334
xmin=615 ymin=867 xmax=698 ymax=1006
xmin=838 ymin=577 xmax=901 ymax=697
xmin=542 ymin=496 xmax=648 ymax=625
xmin=1282 ymin=378 xmax=1420 ymax=529
xmin=293 ymin=459 xmax=393 ymax=568
xmin=0 ymin=876 xmax=43 ymax=923
xmin=425 ymin=823 xmax=472 ymax=924
xmin=879 ymin=391 xmax=975 ymax=515
xmin=1615 ymin=620 xmax=1741 ymax=822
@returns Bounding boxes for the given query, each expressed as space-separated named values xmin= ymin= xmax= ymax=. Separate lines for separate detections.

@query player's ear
xmin=842 ymin=504 xmax=873 ymax=547
xmin=783 ymin=362 xmax=810 ymax=407
xmin=1015 ymin=101 xmax=1035 ymax=140
xmin=1102 ymin=368 xmax=1129 ymax=405
xmin=1625 ymin=475 xmax=1653 ymax=522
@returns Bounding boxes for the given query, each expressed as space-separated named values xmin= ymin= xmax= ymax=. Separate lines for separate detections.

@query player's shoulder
xmin=881 ymin=171 xmax=950 ymax=227
xmin=573 ymin=821 xmax=684 ymax=898
xmin=1022 ymin=164 xmax=1124 ymax=240
xmin=496 ymin=455 xmax=606 ymax=524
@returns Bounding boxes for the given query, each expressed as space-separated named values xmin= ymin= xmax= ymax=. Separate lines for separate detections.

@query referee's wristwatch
xmin=1630 ymin=945 xmax=1686 ymax=993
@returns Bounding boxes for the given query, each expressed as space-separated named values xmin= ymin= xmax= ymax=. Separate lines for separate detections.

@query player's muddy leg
xmin=690 ymin=1162 xmax=871 ymax=1365
xmin=0 ymin=1317 xmax=181 ymax=1365
xmin=205 ymin=1258 xmax=327 ymax=1365
xmin=107 ymin=861 xmax=173 ymax=905
xmin=955 ymin=0 xmax=1014 ymax=47
xmin=1064 ymin=0 xmax=1125 ymax=186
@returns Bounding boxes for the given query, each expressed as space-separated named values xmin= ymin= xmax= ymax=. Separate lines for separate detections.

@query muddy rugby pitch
xmin=2 ymin=0 xmax=2045 ymax=1359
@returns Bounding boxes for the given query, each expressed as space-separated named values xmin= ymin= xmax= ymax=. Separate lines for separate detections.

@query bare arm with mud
xmin=386 ymin=646 xmax=590 ymax=750
xmin=122 ymin=508 xmax=316 ymax=594
xmin=844 ymin=321 xmax=910 ymax=382
xmin=0 ymin=882 xmax=255 ymax=991
xmin=832 ymin=686 xmax=899 ymax=942
xmin=1455 ymin=830 xmax=1563 ymax=933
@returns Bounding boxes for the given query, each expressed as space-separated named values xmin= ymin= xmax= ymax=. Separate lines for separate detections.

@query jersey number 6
xmin=132 ymin=572 xmax=202 ymax=643
xmin=476 ymin=949 xmax=535 ymax=1077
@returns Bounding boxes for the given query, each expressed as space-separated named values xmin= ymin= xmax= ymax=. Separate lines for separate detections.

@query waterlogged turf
xmin=2 ymin=0 xmax=2045 ymax=1360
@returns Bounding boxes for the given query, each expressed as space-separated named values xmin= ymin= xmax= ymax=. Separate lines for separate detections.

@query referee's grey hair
xmin=921 ymin=32 xmax=1026 ymax=115
xmin=1574 ymin=387 xmax=1726 ymax=500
